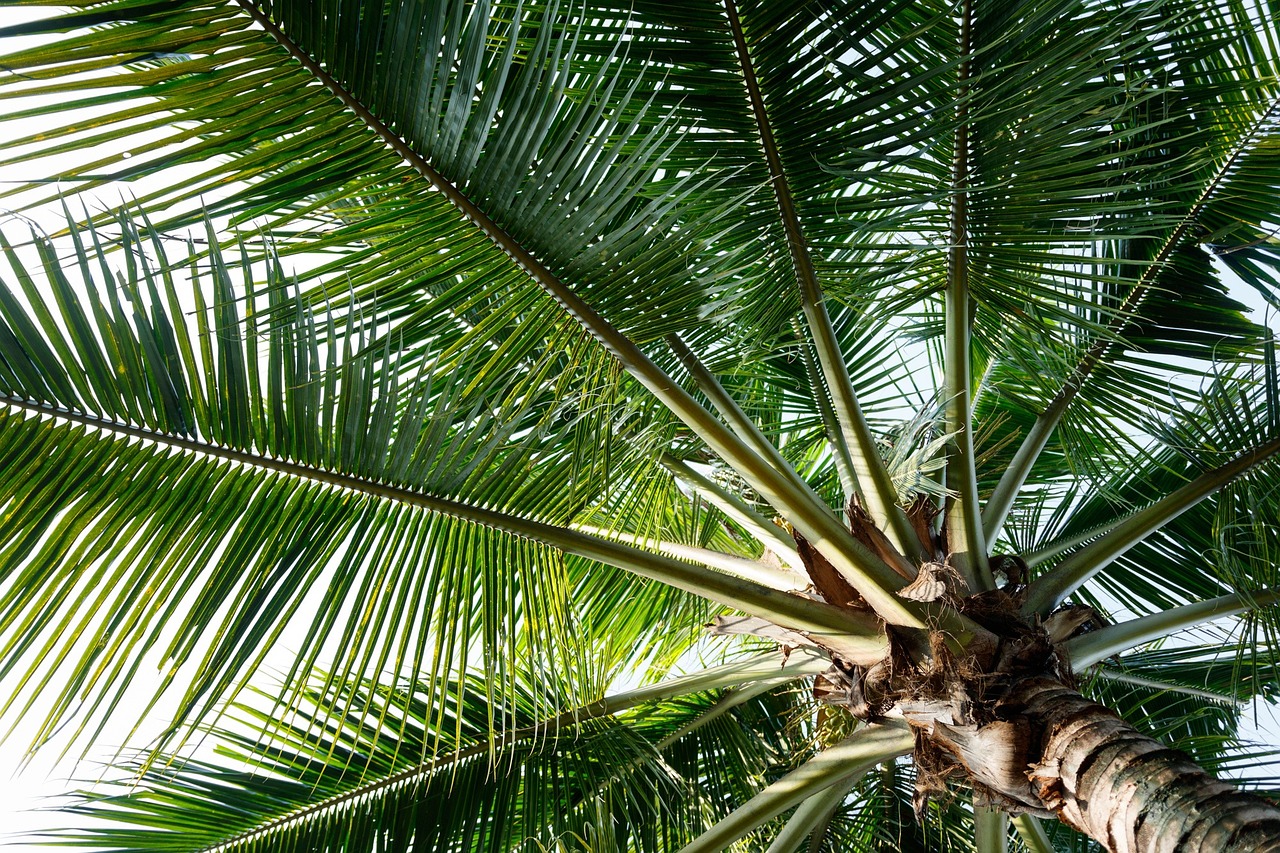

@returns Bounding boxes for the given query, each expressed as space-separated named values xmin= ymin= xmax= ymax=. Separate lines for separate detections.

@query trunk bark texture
xmin=1009 ymin=677 xmax=1280 ymax=853
xmin=791 ymin=510 xmax=1280 ymax=852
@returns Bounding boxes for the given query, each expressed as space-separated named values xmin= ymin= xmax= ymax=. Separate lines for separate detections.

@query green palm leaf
xmin=51 ymin=656 xmax=826 ymax=852
xmin=0 ymin=212 xmax=606 ymax=756
xmin=6 ymin=0 xmax=1280 ymax=850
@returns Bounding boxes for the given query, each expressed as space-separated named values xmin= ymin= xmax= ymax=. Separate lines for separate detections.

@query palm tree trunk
xmin=1010 ymin=677 xmax=1280 ymax=853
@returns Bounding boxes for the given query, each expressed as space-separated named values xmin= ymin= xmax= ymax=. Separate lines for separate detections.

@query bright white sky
xmin=1 ymin=6 xmax=1280 ymax=852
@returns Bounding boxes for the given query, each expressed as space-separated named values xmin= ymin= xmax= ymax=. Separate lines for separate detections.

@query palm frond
xmin=6 ymin=0 xmax=1280 ymax=849
xmin=52 ymin=663 xmax=820 ymax=852
xmin=0 ymin=211 xmax=611 ymax=756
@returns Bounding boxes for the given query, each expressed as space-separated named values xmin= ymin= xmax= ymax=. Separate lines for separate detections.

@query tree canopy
xmin=1 ymin=0 xmax=1280 ymax=850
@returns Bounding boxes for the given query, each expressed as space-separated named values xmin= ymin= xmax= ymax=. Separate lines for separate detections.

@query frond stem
xmin=665 ymin=334 xmax=790 ymax=478
xmin=1012 ymin=815 xmax=1055 ymax=853
xmin=791 ymin=316 xmax=859 ymax=499
xmin=944 ymin=0 xmax=991 ymax=591
xmin=1066 ymin=588 xmax=1280 ymax=668
xmin=1023 ymin=437 xmax=1280 ymax=615
xmin=659 ymin=453 xmax=805 ymax=569
xmin=1093 ymin=668 xmax=1241 ymax=705
xmin=654 ymin=679 xmax=778 ymax=751
xmin=0 ymin=397 xmax=887 ymax=661
xmin=983 ymin=91 xmax=1280 ymax=543
xmin=570 ymin=523 xmax=807 ymax=590
xmin=763 ymin=773 xmax=857 ymax=853
xmin=1023 ymin=516 xmax=1123 ymax=568
xmin=198 ymin=649 xmax=831 ymax=853
xmin=239 ymin=0 xmax=924 ymax=628
xmin=975 ymin=804 xmax=1009 ymax=853
xmin=721 ymin=0 xmax=918 ymax=558
xmin=677 ymin=722 xmax=914 ymax=853
xmin=667 ymin=333 xmax=913 ymax=578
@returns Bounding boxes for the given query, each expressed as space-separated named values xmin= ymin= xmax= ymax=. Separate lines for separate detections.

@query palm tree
xmin=2 ymin=0 xmax=1280 ymax=849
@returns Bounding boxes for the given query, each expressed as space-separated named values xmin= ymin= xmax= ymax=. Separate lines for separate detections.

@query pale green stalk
xmin=763 ymin=774 xmax=858 ymax=853
xmin=944 ymin=0 xmax=991 ymax=592
xmin=1012 ymin=815 xmax=1055 ymax=853
xmin=1093 ymin=669 xmax=1240 ymax=705
xmin=571 ymin=523 xmax=807 ymax=590
xmin=237 ymin=0 xmax=925 ymax=629
xmin=1066 ymin=589 xmax=1280 ymax=668
xmin=659 ymin=454 xmax=805 ymax=569
xmin=202 ymin=650 xmax=831 ymax=853
xmin=974 ymin=805 xmax=1008 ymax=853
xmin=662 ymin=333 xmax=915 ymax=584
xmin=983 ymin=94 xmax=1280 ymax=545
xmin=594 ymin=648 xmax=831 ymax=719
xmin=665 ymin=333 xmax=920 ymax=573
xmin=1024 ymin=438 xmax=1280 ymax=615
xmin=721 ymin=0 xmax=919 ymax=559
xmin=677 ymin=723 xmax=915 ymax=853
xmin=983 ymin=400 xmax=1068 ymax=548
xmin=1023 ymin=518 xmax=1122 ymax=568
xmin=655 ymin=680 xmax=781 ymax=751
xmin=0 ymin=398 xmax=886 ymax=663
xmin=664 ymin=334 xmax=800 ymax=481
xmin=791 ymin=316 xmax=860 ymax=501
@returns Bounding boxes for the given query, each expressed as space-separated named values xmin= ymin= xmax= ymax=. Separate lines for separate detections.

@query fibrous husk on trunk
xmin=752 ymin=504 xmax=1280 ymax=851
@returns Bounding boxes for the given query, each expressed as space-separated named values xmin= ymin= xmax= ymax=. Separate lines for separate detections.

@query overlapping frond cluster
xmin=55 ymin=671 xmax=803 ymax=852
xmin=0 ymin=209 xmax=628 ymax=756
xmin=3 ymin=0 xmax=1280 ymax=850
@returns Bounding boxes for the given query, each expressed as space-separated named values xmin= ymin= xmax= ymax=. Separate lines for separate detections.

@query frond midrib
xmin=233 ymin=0 xmax=932 ymax=630
xmin=0 ymin=393 xmax=890 ymax=655
xmin=188 ymin=649 xmax=830 ymax=852
xmin=983 ymin=89 xmax=1280 ymax=542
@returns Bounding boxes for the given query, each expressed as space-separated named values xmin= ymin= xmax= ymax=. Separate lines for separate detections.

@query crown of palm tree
xmin=2 ymin=0 xmax=1280 ymax=850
